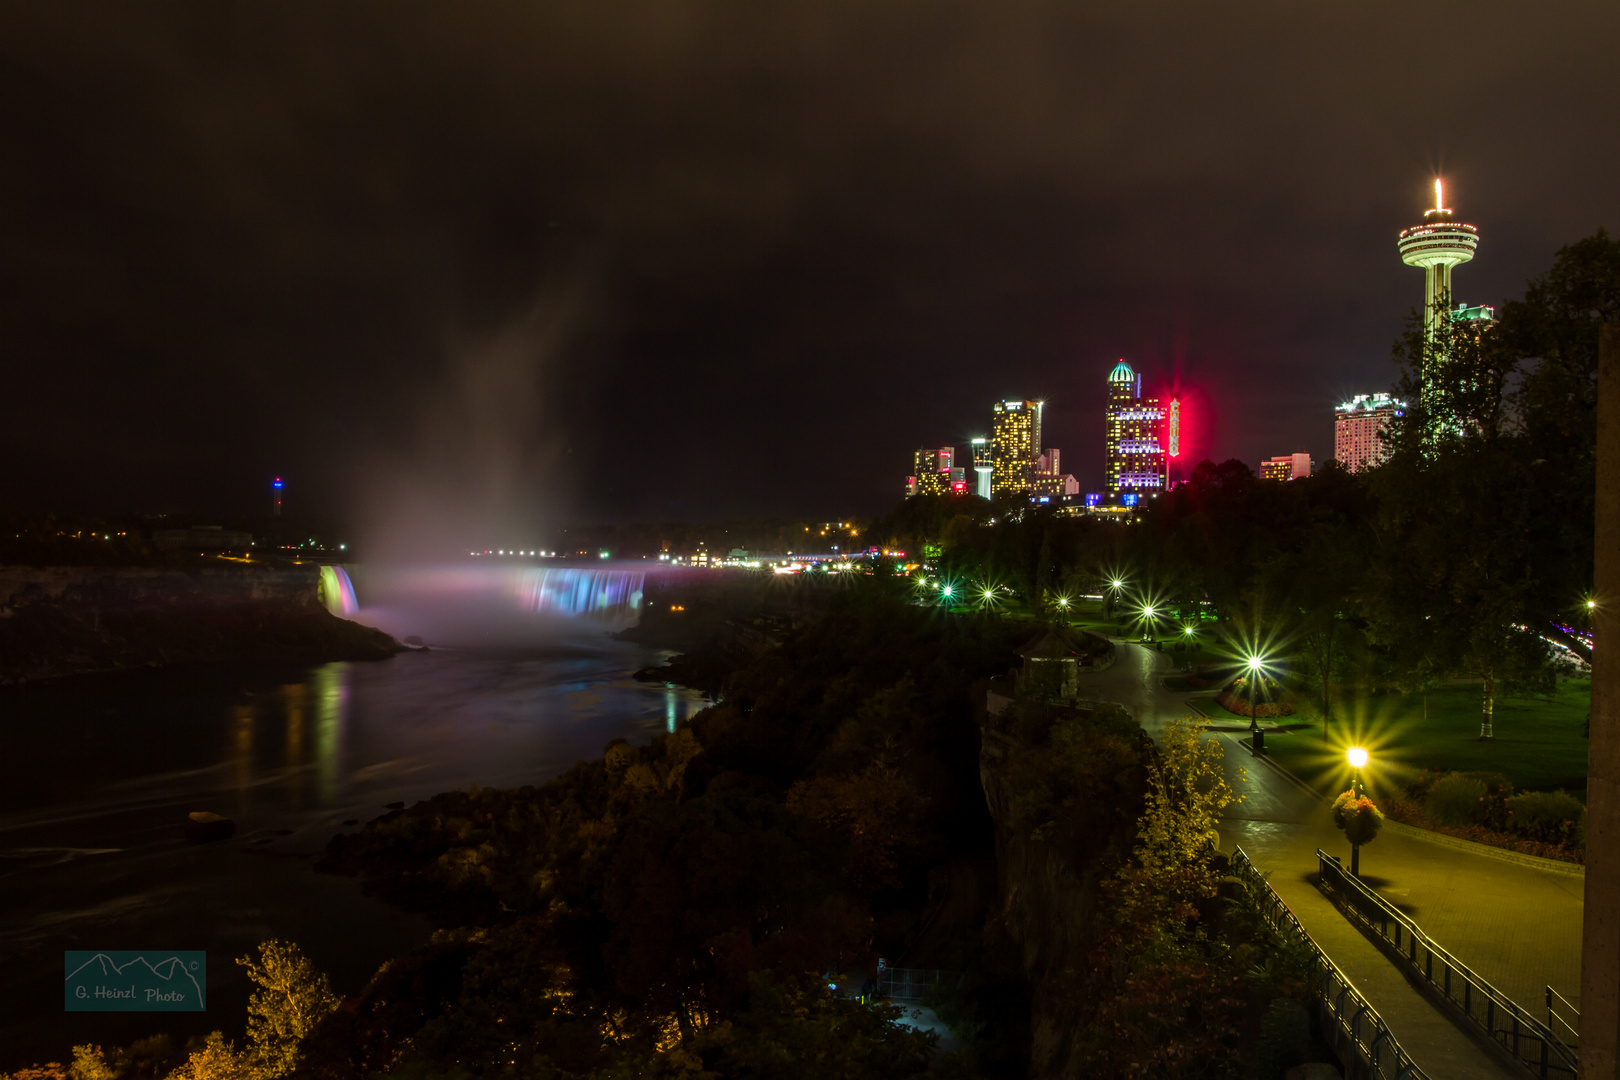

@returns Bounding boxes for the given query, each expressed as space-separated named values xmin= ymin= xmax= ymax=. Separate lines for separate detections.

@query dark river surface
xmin=0 ymin=628 xmax=707 ymax=1065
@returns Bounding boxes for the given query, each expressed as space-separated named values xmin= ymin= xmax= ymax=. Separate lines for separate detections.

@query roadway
xmin=1076 ymin=640 xmax=1582 ymax=1080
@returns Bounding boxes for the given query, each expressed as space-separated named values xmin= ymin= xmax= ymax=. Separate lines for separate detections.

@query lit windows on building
xmin=1104 ymin=360 xmax=1168 ymax=494
xmin=991 ymin=400 xmax=1042 ymax=495
xmin=908 ymin=447 xmax=954 ymax=497
xmin=1333 ymin=393 xmax=1405 ymax=473
xmin=1260 ymin=453 xmax=1313 ymax=482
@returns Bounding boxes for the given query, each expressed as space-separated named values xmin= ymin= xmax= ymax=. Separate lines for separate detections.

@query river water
xmin=0 ymin=571 xmax=706 ymax=1066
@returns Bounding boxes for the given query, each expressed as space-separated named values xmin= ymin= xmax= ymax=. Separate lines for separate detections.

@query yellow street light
xmin=1347 ymin=747 xmax=1369 ymax=769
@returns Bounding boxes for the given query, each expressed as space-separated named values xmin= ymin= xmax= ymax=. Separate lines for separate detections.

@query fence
xmin=1547 ymin=985 xmax=1580 ymax=1049
xmin=1316 ymin=849 xmax=1578 ymax=1080
xmin=878 ymin=967 xmax=959 ymax=1002
xmin=1231 ymin=846 xmax=1432 ymax=1080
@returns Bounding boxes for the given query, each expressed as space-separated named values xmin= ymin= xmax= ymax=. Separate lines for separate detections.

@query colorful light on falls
xmin=518 ymin=568 xmax=646 ymax=621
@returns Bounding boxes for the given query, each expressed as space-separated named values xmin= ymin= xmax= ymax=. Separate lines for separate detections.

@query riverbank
xmin=0 ymin=562 xmax=401 ymax=683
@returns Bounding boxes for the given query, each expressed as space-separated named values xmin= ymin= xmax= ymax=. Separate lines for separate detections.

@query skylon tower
xmin=1397 ymin=179 xmax=1479 ymax=341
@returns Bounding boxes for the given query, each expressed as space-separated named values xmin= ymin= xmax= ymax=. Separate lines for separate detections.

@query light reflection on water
xmin=0 ymin=637 xmax=708 ymax=1066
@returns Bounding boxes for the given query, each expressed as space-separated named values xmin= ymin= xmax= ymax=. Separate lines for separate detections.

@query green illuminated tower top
xmin=1397 ymin=179 xmax=1479 ymax=340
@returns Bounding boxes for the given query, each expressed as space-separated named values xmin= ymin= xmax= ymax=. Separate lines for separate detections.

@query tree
xmin=1373 ymin=275 xmax=1565 ymax=737
xmin=1135 ymin=716 xmax=1236 ymax=878
xmin=236 ymin=940 xmax=340 ymax=1078
xmin=168 ymin=1034 xmax=256 ymax=1080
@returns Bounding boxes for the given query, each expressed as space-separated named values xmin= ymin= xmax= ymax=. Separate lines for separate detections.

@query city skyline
xmin=0 ymin=5 xmax=1613 ymax=536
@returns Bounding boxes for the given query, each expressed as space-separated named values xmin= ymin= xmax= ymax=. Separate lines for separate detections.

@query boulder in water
xmin=184 ymin=811 xmax=235 ymax=843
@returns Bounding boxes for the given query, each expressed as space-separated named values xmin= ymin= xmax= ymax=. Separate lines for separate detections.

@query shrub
xmin=1248 ymin=998 xmax=1312 ymax=1080
xmin=1402 ymin=769 xmax=1444 ymax=803
xmin=1425 ymin=773 xmax=1487 ymax=828
xmin=1506 ymin=790 xmax=1586 ymax=846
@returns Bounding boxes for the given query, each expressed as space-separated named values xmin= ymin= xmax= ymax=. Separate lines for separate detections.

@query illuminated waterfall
xmin=318 ymin=564 xmax=359 ymax=617
xmin=517 ymin=568 xmax=645 ymax=623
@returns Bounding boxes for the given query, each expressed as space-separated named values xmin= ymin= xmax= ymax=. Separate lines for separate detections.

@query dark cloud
xmin=1 ymin=1 xmax=1615 ymax=536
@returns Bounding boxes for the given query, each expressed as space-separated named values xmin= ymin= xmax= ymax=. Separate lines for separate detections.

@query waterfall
xmin=318 ymin=564 xmax=359 ymax=618
xmin=517 ymin=568 xmax=645 ymax=623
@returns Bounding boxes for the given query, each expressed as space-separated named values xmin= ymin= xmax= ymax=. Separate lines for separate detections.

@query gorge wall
xmin=978 ymin=696 xmax=1152 ymax=1078
xmin=0 ymin=563 xmax=399 ymax=683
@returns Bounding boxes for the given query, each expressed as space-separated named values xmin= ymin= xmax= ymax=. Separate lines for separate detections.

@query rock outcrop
xmin=0 ymin=563 xmax=400 ymax=683
xmin=978 ymin=695 xmax=1151 ymax=1078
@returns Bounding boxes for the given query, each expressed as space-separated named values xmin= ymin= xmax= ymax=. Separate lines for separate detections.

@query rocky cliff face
xmin=978 ymin=700 xmax=1150 ymax=1078
xmin=0 ymin=563 xmax=399 ymax=683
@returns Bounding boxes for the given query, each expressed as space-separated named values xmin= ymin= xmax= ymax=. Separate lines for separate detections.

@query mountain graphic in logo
xmin=64 ymin=951 xmax=206 ymax=1012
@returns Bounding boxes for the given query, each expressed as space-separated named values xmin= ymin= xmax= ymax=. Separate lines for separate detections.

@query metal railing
xmin=1316 ymin=849 xmax=1578 ymax=1080
xmin=877 ymin=967 xmax=959 ymax=1002
xmin=1231 ymin=846 xmax=1431 ymax=1080
xmin=1547 ymin=985 xmax=1580 ymax=1049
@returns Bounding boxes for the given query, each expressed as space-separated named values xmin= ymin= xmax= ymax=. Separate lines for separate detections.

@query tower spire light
xmin=1398 ymin=179 xmax=1478 ymax=342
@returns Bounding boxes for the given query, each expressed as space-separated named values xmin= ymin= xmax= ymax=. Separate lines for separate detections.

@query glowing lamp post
xmin=1104 ymin=576 xmax=1126 ymax=618
xmin=1245 ymin=655 xmax=1266 ymax=751
xmin=1245 ymin=656 xmax=1264 ymax=728
xmin=1336 ymin=747 xmax=1381 ymax=876
xmin=1348 ymin=746 xmax=1369 ymax=797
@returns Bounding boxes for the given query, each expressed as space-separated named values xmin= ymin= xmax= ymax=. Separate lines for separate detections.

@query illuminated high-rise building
xmin=1334 ymin=393 xmax=1405 ymax=473
xmin=907 ymin=447 xmax=954 ymax=497
xmin=970 ymin=437 xmax=993 ymax=498
xmin=1104 ymin=361 xmax=1167 ymax=494
xmin=991 ymin=400 xmax=1042 ymax=495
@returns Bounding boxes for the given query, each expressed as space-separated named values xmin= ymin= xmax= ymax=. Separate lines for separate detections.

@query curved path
xmin=1076 ymin=641 xmax=1580 ymax=1080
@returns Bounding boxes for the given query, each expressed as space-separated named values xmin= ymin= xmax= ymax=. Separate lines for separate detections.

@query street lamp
xmin=1346 ymin=746 xmax=1371 ymax=874
xmin=1245 ymin=655 xmax=1265 ymax=741
xmin=1348 ymin=746 xmax=1369 ymax=797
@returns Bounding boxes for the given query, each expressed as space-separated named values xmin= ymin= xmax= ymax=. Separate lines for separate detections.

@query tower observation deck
xmin=1398 ymin=179 xmax=1479 ymax=339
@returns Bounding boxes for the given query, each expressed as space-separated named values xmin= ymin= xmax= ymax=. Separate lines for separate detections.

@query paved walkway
xmin=1077 ymin=641 xmax=1577 ymax=1079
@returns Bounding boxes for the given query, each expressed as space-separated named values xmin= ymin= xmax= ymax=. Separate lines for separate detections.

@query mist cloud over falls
xmin=356 ymin=294 xmax=584 ymax=561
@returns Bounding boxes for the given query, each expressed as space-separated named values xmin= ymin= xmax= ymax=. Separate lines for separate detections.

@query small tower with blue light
xmin=272 ymin=477 xmax=284 ymax=517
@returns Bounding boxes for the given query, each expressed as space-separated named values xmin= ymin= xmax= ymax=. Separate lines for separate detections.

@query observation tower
xmin=1397 ymin=179 xmax=1479 ymax=339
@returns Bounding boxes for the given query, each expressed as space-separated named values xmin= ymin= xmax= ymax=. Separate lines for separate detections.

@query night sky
xmin=2 ymin=3 xmax=1616 ymax=547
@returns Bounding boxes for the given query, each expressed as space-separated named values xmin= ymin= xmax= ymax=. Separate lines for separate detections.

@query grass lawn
xmin=1223 ymin=681 xmax=1591 ymax=799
